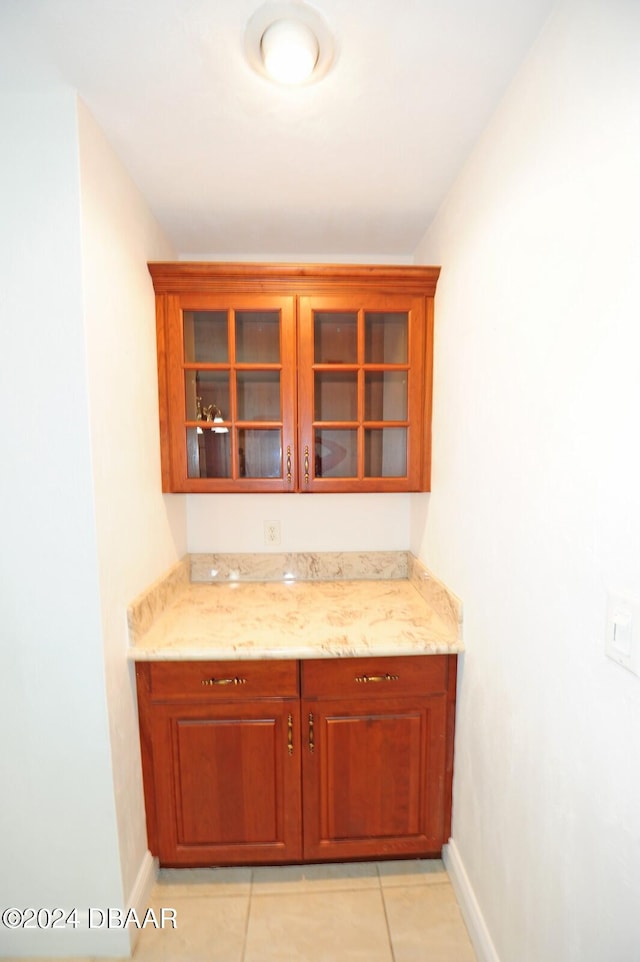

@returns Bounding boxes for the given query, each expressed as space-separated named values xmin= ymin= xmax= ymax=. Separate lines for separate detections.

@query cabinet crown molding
xmin=148 ymin=261 xmax=441 ymax=296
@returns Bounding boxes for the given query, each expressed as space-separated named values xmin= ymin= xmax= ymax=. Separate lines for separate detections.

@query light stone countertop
xmin=127 ymin=553 xmax=463 ymax=662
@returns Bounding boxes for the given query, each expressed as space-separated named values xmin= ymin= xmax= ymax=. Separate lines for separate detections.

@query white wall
xmin=77 ymin=100 xmax=185 ymax=916
xmin=412 ymin=1 xmax=640 ymax=959
xmin=0 ymin=88 xmax=126 ymax=958
xmin=188 ymin=492 xmax=410 ymax=552
xmin=0 ymin=84 xmax=186 ymax=956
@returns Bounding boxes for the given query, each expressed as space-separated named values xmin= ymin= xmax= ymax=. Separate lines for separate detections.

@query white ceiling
xmin=1 ymin=0 xmax=557 ymax=258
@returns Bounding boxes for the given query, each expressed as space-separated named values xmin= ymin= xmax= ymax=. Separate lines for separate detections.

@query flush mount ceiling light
xmin=261 ymin=19 xmax=318 ymax=84
xmin=245 ymin=2 xmax=335 ymax=85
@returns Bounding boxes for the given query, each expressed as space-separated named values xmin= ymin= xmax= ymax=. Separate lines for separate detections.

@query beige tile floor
xmin=136 ymin=858 xmax=477 ymax=962
xmin=2 ymin=860 xmax=477 ymax=962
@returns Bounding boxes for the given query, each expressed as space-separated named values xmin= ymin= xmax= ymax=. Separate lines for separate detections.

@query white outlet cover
xmin=264 ymin=520 xmax=281 ymax=545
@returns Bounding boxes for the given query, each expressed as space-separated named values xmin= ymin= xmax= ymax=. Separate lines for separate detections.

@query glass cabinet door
xmin=298 ymin=295 xmax=425 ymax=490
xmin=152 ymin=263 xmax=438 ymax=494
xmin=172 ymin=295 xmax=296 ymax=490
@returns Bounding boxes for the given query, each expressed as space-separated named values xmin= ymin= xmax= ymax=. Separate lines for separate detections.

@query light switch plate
xmin=606 ymin=592 xmax=640 ymax=676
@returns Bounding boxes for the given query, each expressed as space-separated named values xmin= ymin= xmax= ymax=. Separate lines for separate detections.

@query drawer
xmin=301 ymin=655 xmax=449 ymax=699
xmin=141 ymin=660 xmax=299 ymax=700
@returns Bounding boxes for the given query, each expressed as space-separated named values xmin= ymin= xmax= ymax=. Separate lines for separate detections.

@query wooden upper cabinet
xmin=150 ymin=263 xmax=440 ymax=493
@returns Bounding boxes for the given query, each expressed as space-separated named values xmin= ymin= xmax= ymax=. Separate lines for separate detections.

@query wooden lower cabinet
xmin=135 ymin=655 xmax=456 ymax=867
xmin=136 ymin=659 xmax=302 ymax=866
xmin=301 ymin=655 xmax=455 ymax=861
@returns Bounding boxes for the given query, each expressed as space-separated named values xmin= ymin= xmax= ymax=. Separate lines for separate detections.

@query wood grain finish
xmin=136 ymin=661 xmax=301 ymax=866
xmin=301 ymin=695 xmax=448 ymax=860
xmin=146 ymin=659 xmax=299 ymax=700
xmin=150 ymin=262 xmax=439 ymax=493
xmin=136 ymin=654 xmax=456 ymax=867
xmin=301 ymin=655 xmax=455 ymax=861
xmin=149 ymin=262 xmax=440 ymax=296
xmin=302 ymin=655 xmax=448 ymax=698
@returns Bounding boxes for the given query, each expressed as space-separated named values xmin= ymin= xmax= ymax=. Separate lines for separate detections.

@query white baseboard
xmin=125 ymin=849 xmax=159 ymax=954
xmin=443 ymin=838 xmax=500 ymax=962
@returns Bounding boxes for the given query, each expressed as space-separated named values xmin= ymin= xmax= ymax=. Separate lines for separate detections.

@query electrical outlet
xmin=264 ymin=520 xmax=281 ymax=546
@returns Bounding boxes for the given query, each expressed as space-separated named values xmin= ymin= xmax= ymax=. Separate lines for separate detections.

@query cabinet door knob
xmin=304 ymin=445 xmax=310 ymax=484
xmin=286 ymin=445 xmax=292 ymax=485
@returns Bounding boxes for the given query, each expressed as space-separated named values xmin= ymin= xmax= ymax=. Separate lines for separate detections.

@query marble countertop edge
xmin=127 ymin=552 xmax=463 ymax=662
xmin=128 ymin=638 xmax=464 ymax=662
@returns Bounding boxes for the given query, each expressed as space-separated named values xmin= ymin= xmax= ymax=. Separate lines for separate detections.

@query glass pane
xmin=235 ymin=311 xmax=280 ymax=363
xmin=183 ymin=311 xmax=228 ymax=363
xmin=314 ymin=372 xmax=358 ymax=422
xmin=314 ymin=429 xmax=357 ymax=478
xmin=237 ymin=372 xmax=280 ymax=421
xmin=314 ymin=312 xmax=358 ymax=364
xmin=364 ymin=372 xmax=407 ymax=421
xmin=238 ymin=430 xmax=282 ymax=478
xmin=186 ymin=427 xmax=231 ymax=479
xmin=365 ymin=429 xmax=407 ymax=477
xmin=365 ymin=312 xmax=408 ymax=364
xmin=185 ymin=371 xmax=230 ymax=422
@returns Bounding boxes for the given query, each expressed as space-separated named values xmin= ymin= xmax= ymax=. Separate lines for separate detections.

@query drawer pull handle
xmin=355 ymin=673 xmax=400 ymax=684
xmin=286 ymin=445 xmax=292 ymax=484
xmin=287 ymin=713 xmax=294 ymax=756
xmin=201 ymin=677 xmax=247 ymax=687
xmin=308 ymin=712 xmax=314 ymax=754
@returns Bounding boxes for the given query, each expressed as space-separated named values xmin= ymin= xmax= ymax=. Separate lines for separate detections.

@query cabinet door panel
xmin=175 ymin=717 xmax=280 ymax=845
xmin=298 ymin=293 xmax=426 ymax=491
xmin=324 ymin=711 xmax=422 ymax=839
xmin=152 ymin=701 xmax=302 ymax=866
xmin=163 ymin=292 xmax=296 ymax=492
xmin=302 ymin=695 xmax=446 ymax=861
